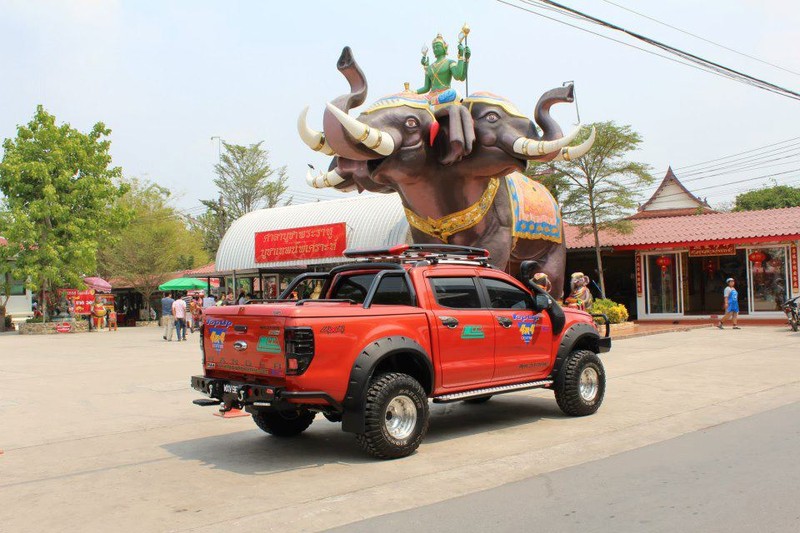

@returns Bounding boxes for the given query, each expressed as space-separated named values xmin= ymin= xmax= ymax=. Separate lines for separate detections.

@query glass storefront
xmin=642 ymin=245 xmax=792 ymax=317
xmin=646 ymin=253 xmax=680 ymax=314
xmin=749 ymin=247 xmax=788 ymax=312
xmin=685 ymin=250 xmax=749 ymax=315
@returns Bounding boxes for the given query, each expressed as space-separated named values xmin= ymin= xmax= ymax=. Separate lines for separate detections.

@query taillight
xmin=285 ymin=327 xmax=314 ymax=375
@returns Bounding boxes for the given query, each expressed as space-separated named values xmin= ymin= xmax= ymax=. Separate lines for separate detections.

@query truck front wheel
xmin=356 ymin=372 xmax=430 ymax=459
xmin=554 ymin=349 xmax=606 ymax=416
xmin=252 ymin=409 xmax=315 ymax=437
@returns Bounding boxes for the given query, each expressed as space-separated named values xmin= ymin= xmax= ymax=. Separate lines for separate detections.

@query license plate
xmin=222 ymin=383 xmax=240 ymax=394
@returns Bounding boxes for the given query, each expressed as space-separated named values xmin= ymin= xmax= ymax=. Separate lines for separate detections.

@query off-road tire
xmin=464 ymin=395 xmax=493 ymax=404
xmin=252 ymin=409 xmax=315 ymax=437
xmin=356 ymin=372 xmax=429 ymax=459
xmin=554 ymin=349 xmax=605 ymax=416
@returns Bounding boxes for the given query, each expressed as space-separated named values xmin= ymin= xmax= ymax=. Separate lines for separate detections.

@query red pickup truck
xmin=191 ymin=244 xmax=610 ymax=459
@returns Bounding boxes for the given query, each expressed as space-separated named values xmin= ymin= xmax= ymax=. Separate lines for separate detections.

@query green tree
xmin=733 ymin=182 xmax=800 ymax=211
xmin=0 ymin=106 xmax=129 ymax=320
xmin=531 ymin=122 xmax=653 ymax=297
xmin=196 ymin=141 xmax=290 ymax=256
xmin=97 ymin=178 xmax=209 ymax=315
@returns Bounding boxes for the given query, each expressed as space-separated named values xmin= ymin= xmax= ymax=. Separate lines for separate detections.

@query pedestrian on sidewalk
xmin=172 ymin=294 xmax=188 ymax=341
xmin=161 ymin=292 xmax=175 ymax=341
xmin=717 ymin=277 xmax=741 ymax=330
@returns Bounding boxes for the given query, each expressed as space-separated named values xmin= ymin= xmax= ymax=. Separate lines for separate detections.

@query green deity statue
xmin=417 ymin=29 xmax=470 ymax=107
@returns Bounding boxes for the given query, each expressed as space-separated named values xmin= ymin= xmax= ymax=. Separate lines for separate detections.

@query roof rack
xmin=343 ymin=244 xmax=492 ymax=266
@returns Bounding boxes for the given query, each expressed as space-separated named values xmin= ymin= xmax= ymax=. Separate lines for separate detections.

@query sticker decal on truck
xmin=257 ymin=336 xmax=282 ymax=354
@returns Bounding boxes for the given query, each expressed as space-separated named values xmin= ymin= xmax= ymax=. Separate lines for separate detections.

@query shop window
xmin=750 ymin=247 xmax=788 ymax=312
xmin=9 ymin=277 xmax=26 ymax=296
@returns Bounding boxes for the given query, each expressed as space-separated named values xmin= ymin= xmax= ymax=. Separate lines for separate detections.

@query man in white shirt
xmin=172 ymin=295 xmax=188 ymax=341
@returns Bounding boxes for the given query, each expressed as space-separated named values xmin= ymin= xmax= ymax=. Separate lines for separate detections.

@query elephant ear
xmin=434 ymin=105 xmax=475 ymax=166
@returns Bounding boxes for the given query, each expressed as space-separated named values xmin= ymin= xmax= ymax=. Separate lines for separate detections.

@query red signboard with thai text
xmin=791 ymin=244 xmax=799 ymax=291
xmin=255 ymin=223 xmax=347 ymax=263
xmin=635 ymin=253 xmax=643 ymax=296
xmin=688 ymin=244 xmax=736 ymax=257
xmin=72 ymin=290 xmax=96 ymax=315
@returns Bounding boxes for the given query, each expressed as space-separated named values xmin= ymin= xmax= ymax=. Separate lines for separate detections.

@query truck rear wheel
xmin=356 ymin=372 xmax=429 ymax=459
xmin=252 ymin=409 xmax=315 ymax=437
xmin=554 ymin=349 xmax=605 ymax=416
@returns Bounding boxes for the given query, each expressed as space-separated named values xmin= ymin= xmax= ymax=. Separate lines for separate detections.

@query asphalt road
xmin=332 ymin=401 xmax=800 ymax=533
xmin=2 ymin=325 xmax=800 ymax=532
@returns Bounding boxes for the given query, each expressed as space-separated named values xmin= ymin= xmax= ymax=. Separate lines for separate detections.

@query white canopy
xmin=215 ymin=194 xmax=410 ymax=271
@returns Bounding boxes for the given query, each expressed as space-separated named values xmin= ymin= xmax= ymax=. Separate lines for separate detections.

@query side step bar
xmin=433 ymin=380 xmax=554 ymax=403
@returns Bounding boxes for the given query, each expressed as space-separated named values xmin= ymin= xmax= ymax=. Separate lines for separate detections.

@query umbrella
xmin=84 ymin=276 xmax=112 ymax=293
xmin=158 ymin=277 xmax=209 ymax=291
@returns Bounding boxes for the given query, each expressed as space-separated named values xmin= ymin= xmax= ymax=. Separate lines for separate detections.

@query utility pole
xmin=218 ymin=195 xmax=226 ymax=243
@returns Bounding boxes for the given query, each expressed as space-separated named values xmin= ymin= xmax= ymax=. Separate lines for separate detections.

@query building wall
xmin=644 ymin=181 xmax=703 ymax=211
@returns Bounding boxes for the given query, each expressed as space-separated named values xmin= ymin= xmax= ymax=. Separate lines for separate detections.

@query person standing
xmin=717 ymin=277 xmax=741 ymax=329
xmin=172 ymin=294 xmax=187 ymax=341
xmin=161 ymin=292 xmax=175 ymax=341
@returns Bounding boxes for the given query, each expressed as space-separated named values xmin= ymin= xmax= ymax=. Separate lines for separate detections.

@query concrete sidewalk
xmin=1 ymin=326 xmax=799 ymax=532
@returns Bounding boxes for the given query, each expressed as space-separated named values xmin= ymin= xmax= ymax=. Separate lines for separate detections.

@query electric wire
xmin=599 ymin=0 xmax=800 ymax=78
xmin=506 ymin=0 xmax=800 ymax=101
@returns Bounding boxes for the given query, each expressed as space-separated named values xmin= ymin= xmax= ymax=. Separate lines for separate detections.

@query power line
xmin=674 ymin=136 xmax=800 ymax=171
xmin=508 ymin=0 xmax=800 ymax=101
xmin=599 ymin=0 xmax=800 ymax=78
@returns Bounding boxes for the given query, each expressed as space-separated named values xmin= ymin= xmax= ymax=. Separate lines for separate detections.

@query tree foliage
xmin=196 ymin=141 xmax=290 ymax=256
xmin=733 ymin=183 xmax=800 ymax=211
xmin=0 ymin=106 xmax=129 ymax=319
xmin=97 ymin=178 xmax=209 ymax=312
xmin=529 ymin=121 xmax=653 ymax=296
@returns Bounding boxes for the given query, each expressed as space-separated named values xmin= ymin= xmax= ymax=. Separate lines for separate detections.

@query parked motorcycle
xmin=782 ymin=296 xmax=800 ymax=332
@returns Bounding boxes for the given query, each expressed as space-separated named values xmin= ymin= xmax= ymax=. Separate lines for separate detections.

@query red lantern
xmin=655 ymin=255 xmax=673 ymax=272
xmin=748 ymin=250 xmax=767 ymax=268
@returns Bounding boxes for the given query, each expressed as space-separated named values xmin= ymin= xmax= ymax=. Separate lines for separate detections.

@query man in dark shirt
xmin=161 ymin=292 xmax=175 ymax=341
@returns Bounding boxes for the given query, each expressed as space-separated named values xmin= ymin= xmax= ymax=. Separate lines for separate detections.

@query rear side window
xmin=483 ymin=278 xmax=533 ymax=309
xmin=372 ymin=275 xmax=414 ymax=306
xmin=330 ymin=273 xmax=377 ymax=304
xmin=429 ymin=277 xmax=482 ymax=309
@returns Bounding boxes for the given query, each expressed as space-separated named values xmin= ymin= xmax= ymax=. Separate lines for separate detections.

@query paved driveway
xmin=1 ymin=326 xmax=799 ymax=532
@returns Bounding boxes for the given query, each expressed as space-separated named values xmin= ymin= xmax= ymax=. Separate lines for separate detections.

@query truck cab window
xmin=330 ymin=273 xmax=378 ymax=304
xmin=429 ymin=277 xmax=482 ymax=309
xmin=371 ymin=275 xmax=414 ymax=306
xmin=483 ymin=277 xmax=533 ymax=309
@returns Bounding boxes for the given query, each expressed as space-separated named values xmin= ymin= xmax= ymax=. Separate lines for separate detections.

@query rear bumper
xmin=191 ymin=375 xmax=342 ymax=411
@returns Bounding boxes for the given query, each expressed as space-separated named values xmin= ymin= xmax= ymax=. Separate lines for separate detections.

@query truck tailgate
xmin=204 ymin=315 xmax=286 ymax=378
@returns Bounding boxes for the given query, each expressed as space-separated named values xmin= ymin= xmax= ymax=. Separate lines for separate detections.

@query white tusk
xmin=512 ymin=124 xmax=581 ymax=157
xmin=297 ymin=106 xmax=335 ymax=155
xmin=306 ymin=167 xmax=345 ymax=188
xmin=552 ymin=127 xmax=596 ymax=162
xmin=325 ymin=102 xmax=396 ymax=157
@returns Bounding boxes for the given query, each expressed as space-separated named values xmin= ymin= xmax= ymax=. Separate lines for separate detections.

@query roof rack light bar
xmin=344 ymin=244 xmax=490 ymax=259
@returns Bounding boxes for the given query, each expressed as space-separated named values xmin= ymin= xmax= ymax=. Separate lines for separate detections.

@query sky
xmin=1 ymin=0 xmax=799 ymax=216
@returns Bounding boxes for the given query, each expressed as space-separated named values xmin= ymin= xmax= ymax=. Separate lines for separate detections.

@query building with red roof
xmin=566 ymin=168 xmax=800 ymax=321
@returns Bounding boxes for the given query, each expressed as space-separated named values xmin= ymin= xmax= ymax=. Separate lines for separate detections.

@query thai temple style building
xmin=566 ymin=168 xmax=800 ymax=320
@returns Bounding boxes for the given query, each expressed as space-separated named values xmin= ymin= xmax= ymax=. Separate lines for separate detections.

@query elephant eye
xmin=486 ymin=112 xmax=500 ymax=123
xmin=404 ymin=117 xmax=419 ymax=128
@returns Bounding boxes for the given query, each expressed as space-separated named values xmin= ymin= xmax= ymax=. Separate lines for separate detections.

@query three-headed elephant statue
xmin=298 ymin=47 xmax=595 ymax=299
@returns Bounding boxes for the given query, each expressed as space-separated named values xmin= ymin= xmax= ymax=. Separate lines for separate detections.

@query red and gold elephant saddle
xmin=504 ymin=171 xmax=563 ymax=243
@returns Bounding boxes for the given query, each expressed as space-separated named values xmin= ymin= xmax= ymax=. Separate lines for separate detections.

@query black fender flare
xmin=341 ymin=336 xmax=434 ymax=434
xmin=550 ymin=323 xmax=600 ymax=382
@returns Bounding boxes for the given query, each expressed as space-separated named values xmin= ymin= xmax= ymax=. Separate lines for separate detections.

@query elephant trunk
xmin=534 ymin=84 xmax=574 ymax=140
xmin=322 ymin=47 xmax=385 ymax=160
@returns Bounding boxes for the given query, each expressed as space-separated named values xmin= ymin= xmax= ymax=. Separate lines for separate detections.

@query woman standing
xmin=717 ymin=277 xmax=741 ymax=330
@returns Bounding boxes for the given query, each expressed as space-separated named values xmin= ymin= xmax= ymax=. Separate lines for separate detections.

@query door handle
xmin=497 ymin=316 xmax=513 ymax=328
xmin=440 ymin=316 xmax=459 ymax=328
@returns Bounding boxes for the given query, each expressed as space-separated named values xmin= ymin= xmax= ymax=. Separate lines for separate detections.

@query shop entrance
xmin=685 ymin=250 xmax=749 ymax=315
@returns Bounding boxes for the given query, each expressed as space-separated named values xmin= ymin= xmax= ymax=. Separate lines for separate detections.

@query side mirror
xmin=534 ymin=293 xmax=552 ymax=311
